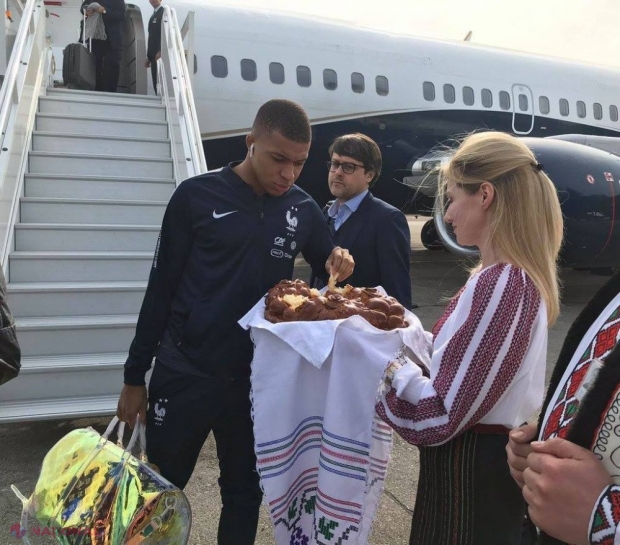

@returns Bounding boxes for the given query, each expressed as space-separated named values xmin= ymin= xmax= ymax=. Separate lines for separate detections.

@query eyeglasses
xmin=326 ymin=160 xmax=365 ymax=174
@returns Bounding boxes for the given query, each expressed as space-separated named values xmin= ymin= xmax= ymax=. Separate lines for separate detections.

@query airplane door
xmin=511 ymin=83 xmax=535 ymax=135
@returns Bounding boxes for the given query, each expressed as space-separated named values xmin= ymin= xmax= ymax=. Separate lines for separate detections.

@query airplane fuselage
xmin=175 ymin=4 xmax=620 ymax=216
xmin=47 ymin=0 xmax=620 ymax=267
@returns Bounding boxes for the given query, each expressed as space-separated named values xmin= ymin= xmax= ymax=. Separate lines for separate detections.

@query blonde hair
xmin=439 ymin=131 xmax=564 ymax=325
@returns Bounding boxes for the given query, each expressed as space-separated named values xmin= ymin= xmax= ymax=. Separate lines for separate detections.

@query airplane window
xmin=463 ymin=86 xmax=474 ymax=106
xmin=270 ymin=62 xmax=285 ymax=84
xmin=499 ymin=91 xmax=510 ymax=110
xmin=351 ymin=72 xmax=365 ymax=93
xmin=577 ymin=101 xmax=586 ymax=118
xmin=594 ymin=103 xmax=603 ymax=120
xmin=518 ymin=94 xmax=528 ymax=112
xmin=443 ymin=84 xmax=455 ymax=104
xmin=559 ymin=99 xmax=569 ymax=117
xmin=423 ymin=81 xmax=435 ymax=101
xmin=297 ymin=66 xmax=311 ymax=87
xmin=240 ymin=59 xmax=257 ymax=82
xmin=210 ymin=55 xmax=228 ymax=78
xmin=481 ymin=89 xmax=492 ymax=108
xmin=324 ymin=69 xmax=337 ymax=90
xmin=539 ymin=96 xmax=550 ymax=115
xmin=611 ymin=105 xmax=619 ymax=122
xmin=376 ymin=75 xmax=389 ymax=96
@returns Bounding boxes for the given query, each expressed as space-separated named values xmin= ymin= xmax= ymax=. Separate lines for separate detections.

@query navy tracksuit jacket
xmin=124 ymin=164 xmax=334 ymax=384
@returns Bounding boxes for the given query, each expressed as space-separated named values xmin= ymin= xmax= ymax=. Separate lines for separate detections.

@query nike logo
xmin=213 ymin=210 xmax=238 ymax=219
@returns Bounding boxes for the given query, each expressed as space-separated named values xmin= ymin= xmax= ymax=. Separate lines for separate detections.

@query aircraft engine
xmin=432 ymin=137 xmax=620 ymax=269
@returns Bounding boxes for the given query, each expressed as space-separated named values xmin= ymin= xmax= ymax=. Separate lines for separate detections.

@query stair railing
xmin=157 ymin=6 xmax=207 ymax=185
xmin=0 ymin=0 xmax=47 ymax=277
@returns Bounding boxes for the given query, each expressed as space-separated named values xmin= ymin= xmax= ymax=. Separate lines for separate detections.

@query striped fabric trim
xmin=377 ymin=264 xmax=541 ymax=445
xmin=259 ymin=418 xmax=371 ymax=528
xmin=590 ymin=485 xmax=620 ymax=545
xmin=368 ymin=419 xmax=392 ymax=485
xmin=256 ymin=416 xmax=323 ymax=479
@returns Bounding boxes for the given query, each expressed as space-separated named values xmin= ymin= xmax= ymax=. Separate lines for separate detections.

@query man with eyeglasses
xmin=314 ymin=133 xmax=413 ymax=309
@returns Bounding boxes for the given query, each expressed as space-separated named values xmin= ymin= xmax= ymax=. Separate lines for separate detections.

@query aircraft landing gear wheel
xmin=421 ymin=219 xmax=445 ymax=251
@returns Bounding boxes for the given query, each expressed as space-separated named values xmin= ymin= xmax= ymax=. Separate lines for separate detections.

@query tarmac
xmin=0 ymin=217 xmax=612 ymax=544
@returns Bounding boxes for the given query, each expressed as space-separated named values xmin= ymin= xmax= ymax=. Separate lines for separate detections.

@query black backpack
xmin=0 ymin=267 xmax=20 ymax=386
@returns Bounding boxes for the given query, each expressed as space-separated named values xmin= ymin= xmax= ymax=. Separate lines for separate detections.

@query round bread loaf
xmin=264 ymin=279 xmax=408 ymax=330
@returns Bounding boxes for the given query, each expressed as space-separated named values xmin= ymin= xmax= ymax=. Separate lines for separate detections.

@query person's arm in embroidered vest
xmin=589 ymin=485 xmax=620 ymax=545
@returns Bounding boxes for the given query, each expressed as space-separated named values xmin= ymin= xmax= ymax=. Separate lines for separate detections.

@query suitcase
xmin=62 ymin=41 xmax=96 ymax=90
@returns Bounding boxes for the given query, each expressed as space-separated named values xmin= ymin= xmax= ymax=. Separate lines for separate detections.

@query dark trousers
xmin=149 ymin=60 xmax=158 ymax=94
xmin=146 ymin=361 xmax=262 ymax=545
xmin=91 ymin=39 xmax=121 ymax=92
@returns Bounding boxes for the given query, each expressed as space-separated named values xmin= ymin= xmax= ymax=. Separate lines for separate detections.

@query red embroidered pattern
xmin=378 ymin=264 xmax=541 ymax=445
xmin=398 ymin=264 xmax=507 ymax=426
xmin=590 ymin=485 xmax=620 ymax=545
xmin=541 ymin=309 xmax=620 ymax=440
xmin=432 ymin=286 xmax=463 ymax=337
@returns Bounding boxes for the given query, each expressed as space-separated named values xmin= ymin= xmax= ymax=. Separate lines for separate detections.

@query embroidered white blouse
xmin=377 ymin=262 xmax=548 ymax=446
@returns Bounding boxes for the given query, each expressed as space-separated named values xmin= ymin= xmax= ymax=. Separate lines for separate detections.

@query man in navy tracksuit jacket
xmin=117 ymin=99 xmax=354 ymax=545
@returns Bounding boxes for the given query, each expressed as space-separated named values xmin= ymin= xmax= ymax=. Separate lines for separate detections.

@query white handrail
xmin=157 ymin=6 xmax=206 ymax=184
xmin=0 ymin=0 xmax=47 ymax=275
xmin=0 ymin=0 xmax=37 ymax=150
xmin=179 ymin=11 xmax=194 ymax=87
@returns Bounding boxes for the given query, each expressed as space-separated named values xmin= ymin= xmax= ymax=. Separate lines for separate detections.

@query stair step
xmin=8 ymin=281 xmax=147 ymax=316
xmin=16 ymin=314 xmax=138 ymax=357
xmin=28 ymin=151 xmax=174 ymax=178
xmin=39 ymin=96 xmax=166 ymax=122
xmin=46 ymin=88 xmax=161 ymax=102
xmin=15 ymin=223 xmax=160 ymax=251
xmin=0 ymin=394 xmax=119 ymax=422
xmin=9 ymin=251 xmax=154 ymax=282
xmin=36 ymin=113 xmax=169 ymax=139
xmin=0 ymin=352 xmax=136 ymax=422
xmin=20 ymin=197 xmax=167 ymax=225
xmin=24 ymin=173 xmax=175 ymax=200
xmin=32 ymin=131 xmax=171 ymax=158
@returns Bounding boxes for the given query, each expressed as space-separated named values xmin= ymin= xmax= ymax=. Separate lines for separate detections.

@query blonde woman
xmin=377 ymin=132 xmax=563 ymax=544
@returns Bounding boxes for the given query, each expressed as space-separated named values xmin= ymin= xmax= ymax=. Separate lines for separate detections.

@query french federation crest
xmin=286 ymin=207 xmax=298 ymax=232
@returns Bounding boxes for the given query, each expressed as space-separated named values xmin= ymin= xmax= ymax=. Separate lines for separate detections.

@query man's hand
xmin=506 ymin=422 xmax=537 ymax=488
xmin=155 ymin=51 xmax=161 ymax=61
xmin=522 ymin=438 xmax=612 ymax=545
xmin=326 ymin=246 xmax=354 ymax=282
xmin=117 ymin=384 xmax=147 ymax=427
xmin=96 ymin=4 xmax=105 ymax=13
xmin=85 ymin=7 xmax=94 ymax=16
xmin=145 ymin=59 xmax=151 ymax=68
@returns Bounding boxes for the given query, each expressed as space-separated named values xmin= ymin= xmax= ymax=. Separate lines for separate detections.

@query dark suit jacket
xmin=81 ymin=0 xmax=127 ymax=51
xmin=313 ymin=192 xmax=412 ymax=309
xmin=147 ymin=6 xmax=163 ymax=60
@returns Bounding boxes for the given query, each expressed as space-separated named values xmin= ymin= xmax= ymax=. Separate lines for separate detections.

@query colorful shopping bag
xmin=11 ymin=417 xmax=191 ymax=544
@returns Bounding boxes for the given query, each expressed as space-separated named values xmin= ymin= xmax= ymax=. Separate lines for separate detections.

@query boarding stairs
xmin=1 ymin=89 xmax=173 ymax=421
xmin=0 ymin=0 xmax=206 ymax=421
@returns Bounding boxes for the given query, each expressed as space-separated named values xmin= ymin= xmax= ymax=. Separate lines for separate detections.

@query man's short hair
xmin=252 ymin=99 xmax=312 ymax=143
xmin=328 ymin=133 xmax=382 ymax=186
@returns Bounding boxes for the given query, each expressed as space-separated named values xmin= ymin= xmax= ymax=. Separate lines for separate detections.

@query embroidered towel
xmin=239 ymin=295 xmax=429 ymax=545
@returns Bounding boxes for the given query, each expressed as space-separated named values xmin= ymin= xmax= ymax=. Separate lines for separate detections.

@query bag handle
xmin=81 ymin=9 xmax=91 ymax=52
xmin=103 ymin=416 xmax=148 ymax=460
